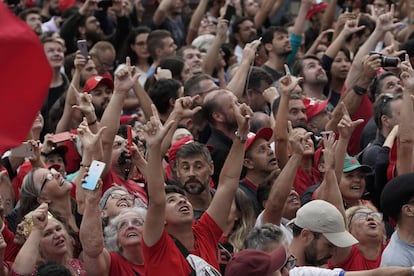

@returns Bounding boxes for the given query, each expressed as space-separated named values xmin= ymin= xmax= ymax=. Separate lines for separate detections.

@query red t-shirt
xmin=109 ymin=252 xmax=144 ymax=275
xmin=327 ymin=243 xmax=386 ymax=271
xmin=102 ymin=170 xmax=148 ymax=206
xmin=142 ymin=212 xmax=223 ymax=276
xmin=294 ymin=166 xmax=322 ymax=197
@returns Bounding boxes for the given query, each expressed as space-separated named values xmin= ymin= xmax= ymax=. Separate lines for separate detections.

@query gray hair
xmin=104 ymin=207 xmax=147 ymax=252
xmin=244 ymin=224 xmax=286 ymax=251
xmin=99 ymin=186 xmax=130 ymax=210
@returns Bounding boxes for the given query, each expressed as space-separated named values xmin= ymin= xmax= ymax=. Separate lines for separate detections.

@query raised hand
xmin=241 ymin=39 xmax=261 ymax=65
xmin=216 ymin=18 xmax=228 ymax=42
xmin=154 ymin=67 xmax=172 ymax=80
xmin=77 ymin=118 xmax=106 ymax=150
xmin=114 ymin=57 xmax=140 ymax=93
xmin=82 ymin=177 xmax=103 ymax=204
xmin=400 ymin=54 xmax=414 ymax=89
xmin=337 ymin=102 xmax=364 ymax=140
xmin=79 ymin=0 xmax=99 ymax=15
xmin=361 ymin=54 xmax=382 ymax=80
xmin=32 ymin=203 xmax=49 ymax=231
xmin=143 ymin=105 xmax=175 ymax=147
xmin=233 ymin=102 xmax=253 ymax=138
xmin=322 ymin=131 xmax=337 ymax=170
xmin=172 ymin=95 xmax=202 ymax=121
xmin=263 ymin=87 xmax=280 ymax=105
xmin=375 ymin=4 xmax=402 ymax=33
xmin=72 ymin=90 xmax=96 ymax=116
xmin=342 ymin=15 xmax=366 ymax=37
xmin=289 ymin=128 xmax=311 ymax=156
xmin=279 ymin=64 xmax=303 ymax=97
xmin=74 ymin=50 xmax=88 ymax=72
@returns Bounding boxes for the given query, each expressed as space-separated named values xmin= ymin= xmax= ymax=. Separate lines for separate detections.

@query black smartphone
xmin=224 ymin=5 xmax=236 ymax=22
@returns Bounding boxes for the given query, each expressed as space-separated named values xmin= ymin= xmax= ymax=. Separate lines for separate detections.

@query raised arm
xmin=262 ymin=126 xmax=304 ymax=225
xmin=345 ymin=5 xmax=401 ymax=89
xmin=396 ymin=55 xmax=414 ymax=175
xmin=226 ymin=40 xmax=260 ymax=101
xmin=186 ymin=0 xmax=209 ymax=45
xmin=207 ymin=102 xmax=252 ymax=230
xmin=320 ymin=0 xmax=337 ymax=32
xmin=253 ymin=0 xmax=283 ymax=29
xmin=202 ymin=19 xmax=227 ymax=76
xmin=100 ymin=62 xmax=139 ymax=177
xmin=142 ymin=105 xmax=175 ymax=246
xmin=153 ymin=0 xmax=172 ymax=27
xmin=274 ymin=65 xmax=303 ymax=169
xmin=12 ymin=203 xmax=48 ymax=275
xmin=80 ymin=179 xmax=111 ymax=276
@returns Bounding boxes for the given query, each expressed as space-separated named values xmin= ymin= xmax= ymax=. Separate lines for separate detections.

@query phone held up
xmin=82 ymin=160 xmax=106 ymax=190
xmin=77 ymin=40 xmax=89 ymax=60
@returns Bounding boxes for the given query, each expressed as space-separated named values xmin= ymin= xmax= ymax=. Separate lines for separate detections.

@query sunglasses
xmin=40 ymin=168 xmax=59 ymax=193
xmin=284 ymin=255 xmax=297 ymax=270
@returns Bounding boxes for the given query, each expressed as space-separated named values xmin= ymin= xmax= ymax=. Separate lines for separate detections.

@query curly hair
xmin=104 ymin=207 xmax=147 ymax=252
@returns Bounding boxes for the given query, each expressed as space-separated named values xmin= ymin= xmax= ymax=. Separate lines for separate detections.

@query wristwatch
xmin=234 ymin=130 xmax=248 ymax=143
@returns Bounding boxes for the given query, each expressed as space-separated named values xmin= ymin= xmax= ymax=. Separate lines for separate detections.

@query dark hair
xmin=292 ymin=223 xmax=303 ymax=237
xmin=165 ymin=185 xmax=186 ymax=195
xmin=202 ymin=90 xmax=229 ymax=125
xmin=231 ymin=16 xmax=254 ymax=46
xmin=147 ymin=30 xmax=172 ymax=59
xmin=261 ymin=26 xmax=288 ymax=46
xmin=247 ymin=67 xmax=273 ymax=93
xmin=184 ymin=73 xmax=215 ymax=96
xmin=159 ymin=56 xmax=186 ymax=84
xmin=368 ymin=72 xmax=397 ymax=102
xmin=272 ymin=93 xmax=303 ymax=116
xmin=121 ymin=26 xmax=152 ymax=66
xmin=18 ymin=7 xmax=41 ymax=21
xmin=176 ymin=142 xmax=212 ymax=164
xmin=292 ymin=55 xmax=321 ymax=77
xmin=373 ymin=93 xmax=403 ymax=130
xmin=149 ymin=79 xmax=182 ymax=115
xmin=36 ymin=261 xmax=71 ymax=276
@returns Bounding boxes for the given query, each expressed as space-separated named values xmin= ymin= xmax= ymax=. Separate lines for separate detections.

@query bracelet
xmin=234 ymin=130 xmax=248 ymax=143
xmin=88 ymin=119 xmax=97 ymax=126
xmin=352 ymin=85 xmax=367 ymax=96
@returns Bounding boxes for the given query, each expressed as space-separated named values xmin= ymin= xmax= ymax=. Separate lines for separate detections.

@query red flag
xmin=0 ymin=3 xmax=52 ymax=154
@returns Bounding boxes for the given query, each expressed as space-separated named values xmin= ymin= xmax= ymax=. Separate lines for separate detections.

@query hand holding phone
xmin=82 ymin=160 xmax=106 ymax=190
xmin=51 ymin=132 xmax=72 ymax=143
xmin=127 ymin=125 xmax=133 ymax=156
xmin=224 ymin=5 xmax=235 ymax=22
xmin=77 ymin=40 xmax=88 ymax=60
xmin=10 ymin=144 xmax=34 ymax=158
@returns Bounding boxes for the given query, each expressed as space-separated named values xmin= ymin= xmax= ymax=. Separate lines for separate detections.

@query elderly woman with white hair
xmin=80 ymin=180 xmax=146 ymax=275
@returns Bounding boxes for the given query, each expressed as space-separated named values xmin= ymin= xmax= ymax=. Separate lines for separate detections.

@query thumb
xmin=351 ymin=119 xmax=364 ymax=127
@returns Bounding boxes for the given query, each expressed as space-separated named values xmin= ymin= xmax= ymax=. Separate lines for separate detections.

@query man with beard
xmin=40 ymin=0 xmax=60 ymax=22
xmin=18 ymin=8 xmax=42 ymax=36
xmin=175 ymin=141 xmax=215 ymax=220
xmin=232 ymin=17 xmax=257 ymax=64
xmin=59 ymin=0 xmax=130 ymax=55
xmin=293 ymin=55 xmax=329 ymax=102
xmin=240 ymin=127 xmax=276 ymax=216
xmin=289 ymin=200 xmax=358 ymax=267
xmin=246 ymin=67 xmax=273 ymax=114
xmin=83 ymin=75 xmax=114 ymax=120
xmin=203 ymin=89 xmax=239 ymax=186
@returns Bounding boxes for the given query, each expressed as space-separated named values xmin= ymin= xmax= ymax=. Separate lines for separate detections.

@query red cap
xmin=59 ymin=0 xmax=75 ymax=12
xmin=306 ymin=2 xmax=328 ymax=20
xmin=83 ymin=75 xmax=114 ymax=93
xmin=168 ymin=136 xmax=194 ymax=165
xmin=303 ymin=97 xmax=329 ymax=123
xmin=245 ymin=127 xmax=273 ymax=153
xmin=226 ymin=247 xmax=287 ymax=276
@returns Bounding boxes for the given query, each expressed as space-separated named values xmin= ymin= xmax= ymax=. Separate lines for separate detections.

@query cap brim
xmin=269 ymin=245 xmax=288 ymax=272
xmin=343 ymin=164 xmax=372 ymax=173
xmin=323 ymin=231 xmax=358 ymax=248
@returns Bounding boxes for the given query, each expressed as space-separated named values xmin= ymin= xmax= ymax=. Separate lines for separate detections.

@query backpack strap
xmin=171 ymin=236 xmax=196 ymax=276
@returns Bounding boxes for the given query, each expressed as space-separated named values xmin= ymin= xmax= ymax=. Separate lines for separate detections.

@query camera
xmin=369 ymin=51 xmax=399 ymax=67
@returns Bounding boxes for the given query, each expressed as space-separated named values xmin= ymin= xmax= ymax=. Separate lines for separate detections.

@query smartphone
xmin=10 ymin=143 xmax=34 ymax=158
xmin=77 ymin=40 xmax=88 ymax=60
xmin=51 ymin=132 xmax=72 ymax=143
xmin=224 ymin=5 xmax=235 ymax=22
xmin=127 ymin=125 xmax=133 ymax=156
xmin=82 ymin=160 xmax=106 ymax=190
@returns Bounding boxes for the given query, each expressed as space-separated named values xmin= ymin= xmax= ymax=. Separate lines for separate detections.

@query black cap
xmin=381 ymin=173 xmax=414 ymax=221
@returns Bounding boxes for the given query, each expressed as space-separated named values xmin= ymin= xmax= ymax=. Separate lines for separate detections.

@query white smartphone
xmin=10 ymin=143 xmax=34 ymax=158
xmin=82 ymin=160 xmax=106 ymax=190
xmin=77 ymin=40 xmax=88 ymax=60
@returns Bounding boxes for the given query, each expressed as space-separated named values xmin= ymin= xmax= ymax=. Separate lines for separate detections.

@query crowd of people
xmin=1 ymin=0 xmax=414 ymax=275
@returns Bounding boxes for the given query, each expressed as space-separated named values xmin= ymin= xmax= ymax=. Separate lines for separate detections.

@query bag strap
xmin=171 ymin=236 xmax=196 ymax=276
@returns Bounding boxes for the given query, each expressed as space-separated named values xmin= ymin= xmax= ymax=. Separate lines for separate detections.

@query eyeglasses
xmin=377 ymin=93 xmax=394 ymax=117
xmin=92 ymin=54 xmax=114 ymax=71
xmin=109 ymin=193 xmax=134 ymax=201
xmin=40 ymin=168 xmax=59 ymax=193
xmin=284 ymin=255 xmax=297 ymax=270
xmin=117 ymin=218 xmax=144 ymax=230
xmin=351 ymin=211 xmax=383 ymax=222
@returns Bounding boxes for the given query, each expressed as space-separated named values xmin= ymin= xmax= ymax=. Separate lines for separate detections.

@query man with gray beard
xmin=175 ymin=141 xmax=215 ymax=220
